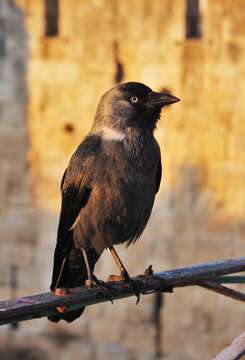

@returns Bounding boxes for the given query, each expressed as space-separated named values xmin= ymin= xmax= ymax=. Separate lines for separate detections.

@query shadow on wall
xmin=155 ymin=164 xmax=245 ymax=267
xmin=0 ymin=342 xmax=50 ymax=360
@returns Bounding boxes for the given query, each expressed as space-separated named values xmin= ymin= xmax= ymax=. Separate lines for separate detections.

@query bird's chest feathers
xmin=122 ymin=130 xmax=156 ymax=164
xmin=101 ymin=128 xmax=159 ymax=173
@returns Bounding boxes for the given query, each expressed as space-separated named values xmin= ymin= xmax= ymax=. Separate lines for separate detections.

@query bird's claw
xmin=85 ymin=276 xmax=113 ymax=304
xmin=108 ymin=271 xmax=141 ymax=305
xmin=128 ymin=278 xmax=141 ymax=305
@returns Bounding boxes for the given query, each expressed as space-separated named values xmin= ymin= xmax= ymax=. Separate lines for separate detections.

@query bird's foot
xmin=107 ymin=269 xmax=130 ymax=282
xmin=107 ymin=274 xmax=124 ymax=282
xmin=54 ymin=288 xmax=70 ymax=314
xmin=108 ymin=270 xmax=141 ymax=305
xmin=85 ymin=276 xmax=113 ymax=304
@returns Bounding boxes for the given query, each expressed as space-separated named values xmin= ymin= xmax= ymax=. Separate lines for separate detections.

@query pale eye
xmin=130 ymin=96 xmax=138 ymax=103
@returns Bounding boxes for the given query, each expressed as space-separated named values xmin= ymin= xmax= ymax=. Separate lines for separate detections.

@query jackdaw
xmin=48 ymin=82 xmax=179 ymax=322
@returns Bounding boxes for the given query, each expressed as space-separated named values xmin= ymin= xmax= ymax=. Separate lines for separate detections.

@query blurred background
xmin=0 ymin=0 xmax=244 ymax=359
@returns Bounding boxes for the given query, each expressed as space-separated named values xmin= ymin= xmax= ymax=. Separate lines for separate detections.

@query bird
xmin=48 ymin=82 xmax=179 ymax=323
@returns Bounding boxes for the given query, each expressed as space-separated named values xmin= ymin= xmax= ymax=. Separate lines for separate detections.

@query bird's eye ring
xmin=130 ymin=96 xmax=138 ymax=103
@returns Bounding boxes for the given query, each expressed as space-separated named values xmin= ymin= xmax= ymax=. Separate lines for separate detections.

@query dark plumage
xmin=48 ymin=82 xmax=179 ymax=322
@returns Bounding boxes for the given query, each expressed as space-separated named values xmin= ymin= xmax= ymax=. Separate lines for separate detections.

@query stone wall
xmin=16 ymin=0 xmax=245 ymax=218
xmin=0 ymin=0 xmax=37 ymax=299
xmin=1 ymin=0 xmax=244 ymax=359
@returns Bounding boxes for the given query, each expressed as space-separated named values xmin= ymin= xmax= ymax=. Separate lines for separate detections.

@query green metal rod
xmin=215 ymin=276 xmax=245 ymax=284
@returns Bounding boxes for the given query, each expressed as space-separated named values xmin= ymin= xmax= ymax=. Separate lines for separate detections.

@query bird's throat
xmin=100 ymin=126 xmax=125 ymax=142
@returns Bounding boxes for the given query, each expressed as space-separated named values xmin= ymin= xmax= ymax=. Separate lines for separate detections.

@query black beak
xmin=147 ymin=91 xmax=180 ymax=107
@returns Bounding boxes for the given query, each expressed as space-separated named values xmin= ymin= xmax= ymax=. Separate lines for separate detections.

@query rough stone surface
xmin=0 ymin=0 xmax=244 ymax=359
xmin=0 ymin=0 xmax=37 ymax=293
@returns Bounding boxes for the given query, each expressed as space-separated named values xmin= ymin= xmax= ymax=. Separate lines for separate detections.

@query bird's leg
xmin=82 ymin=249 xmax=113 ymax=304
xmin=108 ymin=246 xmax=140 ymax=304
xmin=82 ymin=249 xmax=93 ymax=287
xmin=108 ymin=246 xmax=130 ymax=281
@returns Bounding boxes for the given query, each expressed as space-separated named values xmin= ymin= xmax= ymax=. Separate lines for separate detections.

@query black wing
xmin=50 ymin=135 xmax=101 ymax=290
xmin=126 ymin=155 xmax=162 ymax=248
xmin=155 ymin=159 xmax=162 ymax=193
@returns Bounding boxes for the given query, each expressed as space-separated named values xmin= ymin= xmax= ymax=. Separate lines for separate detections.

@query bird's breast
xmin=91 ymin=134 xmax=159 ymax=218
xmin=97 ymin=133 xmax=159 ymax=185
xmin=77 ymin=133 xmax=160 ymax=250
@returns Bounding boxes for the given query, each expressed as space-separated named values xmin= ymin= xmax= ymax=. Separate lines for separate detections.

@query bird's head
xmin=92 ymin=82 xmax=180 ymax=134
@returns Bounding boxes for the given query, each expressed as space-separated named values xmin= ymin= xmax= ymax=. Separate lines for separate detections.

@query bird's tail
xmin=48 ymin=246 xmax=99 ymax=323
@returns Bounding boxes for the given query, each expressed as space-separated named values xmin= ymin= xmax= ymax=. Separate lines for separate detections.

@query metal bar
xmin=200 ymin=281 xmax=245 ymax=302
xmin=0 ymin=257 xmax=243 ymax=326
xmin=214 ymin=276 xmax=245 ymax=284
